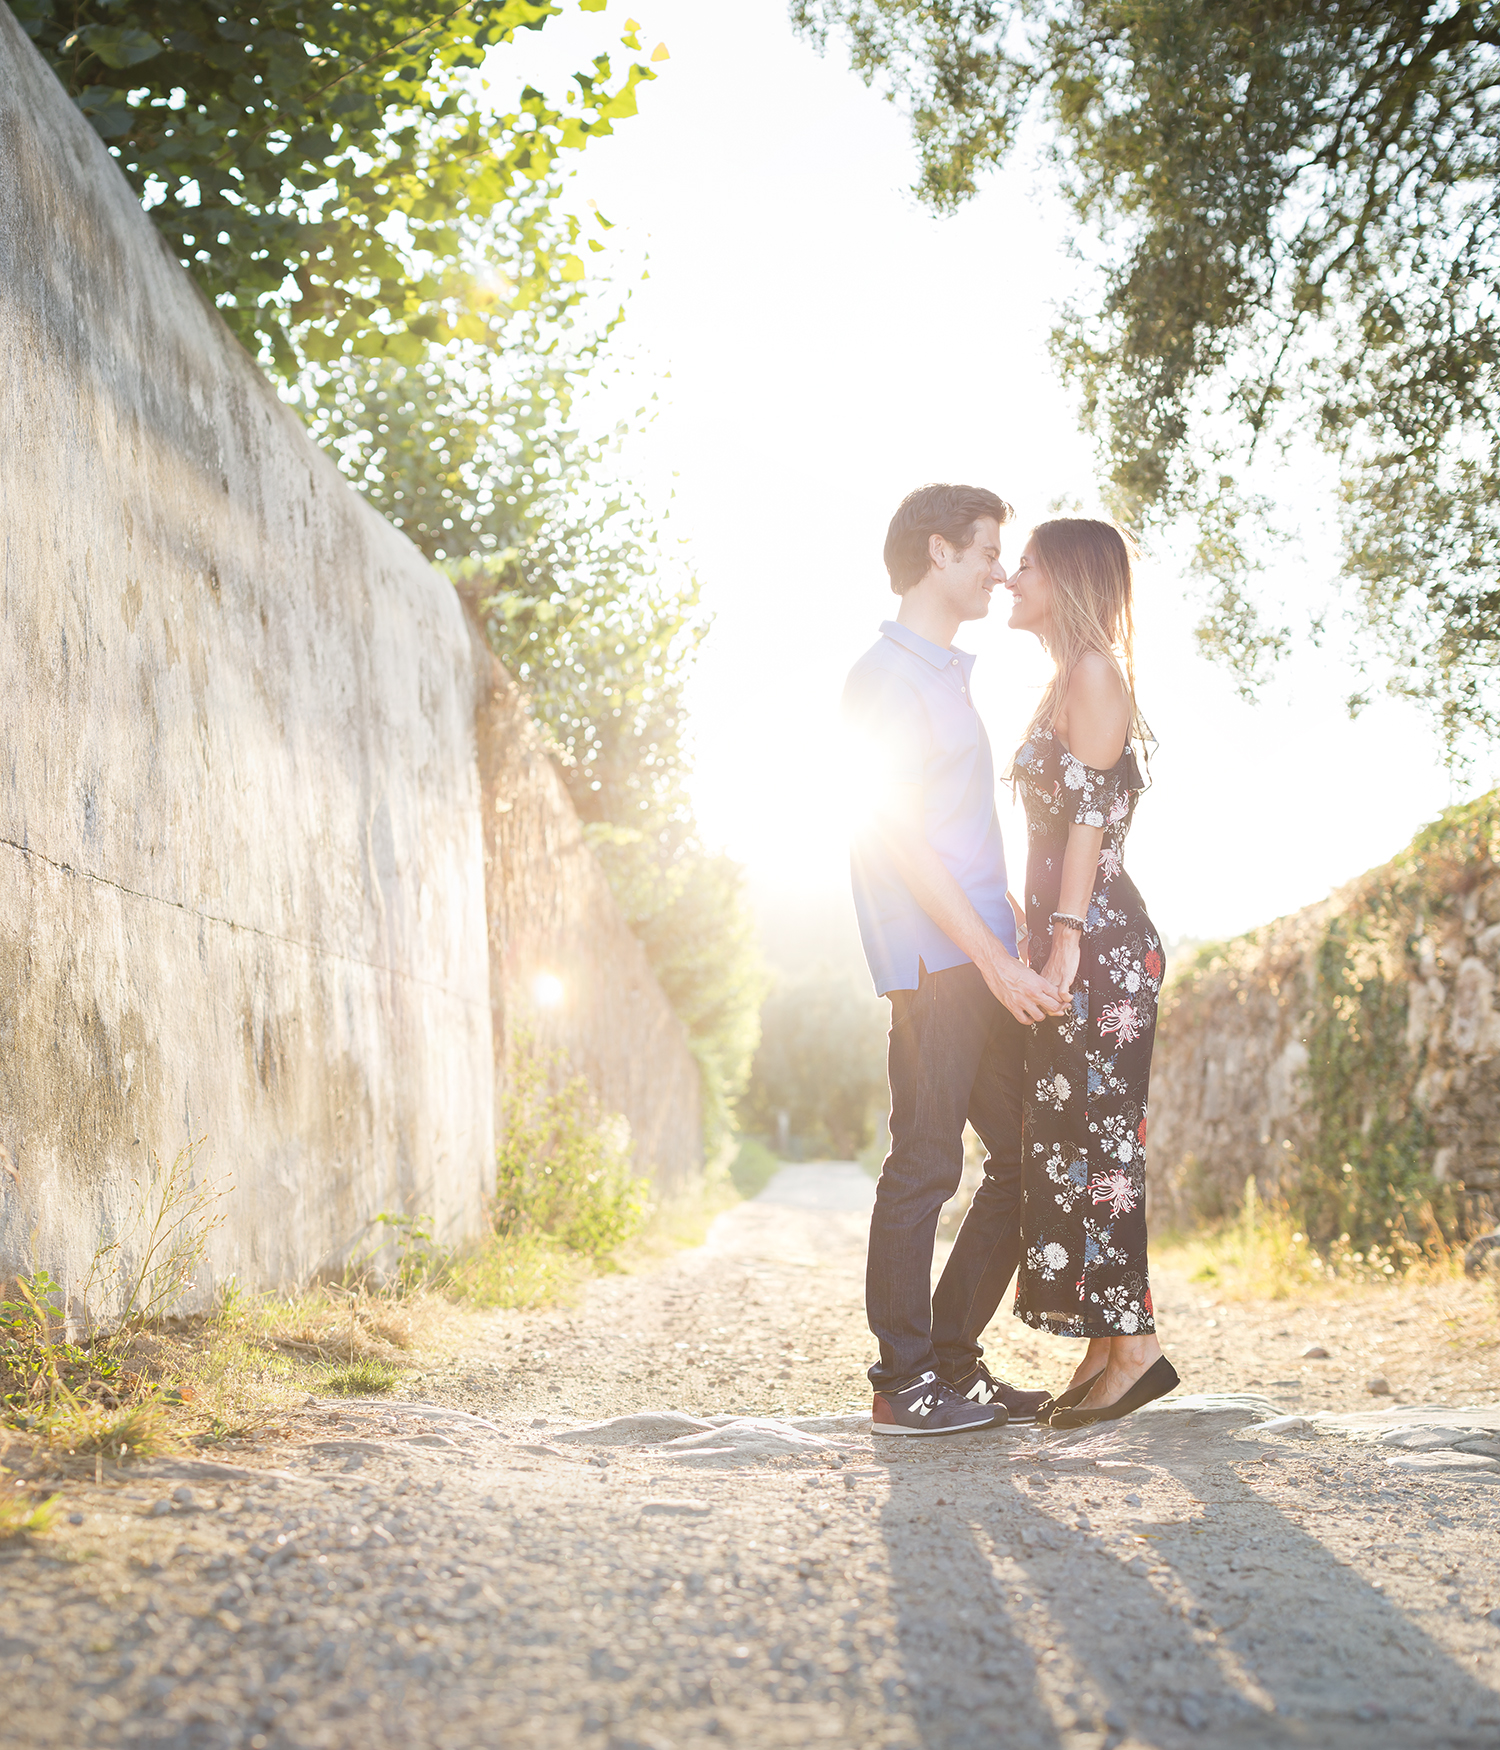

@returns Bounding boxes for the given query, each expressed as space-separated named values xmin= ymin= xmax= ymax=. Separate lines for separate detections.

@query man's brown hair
xmin=883 ymin=483 xmax=1014 ymax=594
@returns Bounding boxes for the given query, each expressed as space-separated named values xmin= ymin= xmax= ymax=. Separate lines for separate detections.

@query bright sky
xmin=510 ymin=2 xmax=1496 ymax=960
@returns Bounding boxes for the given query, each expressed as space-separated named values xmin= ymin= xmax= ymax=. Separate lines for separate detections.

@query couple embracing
xmin=844 ymin=484 xmax=1179 ymax=1437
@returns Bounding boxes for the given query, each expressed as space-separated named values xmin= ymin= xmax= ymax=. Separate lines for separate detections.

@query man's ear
xmin=928 ymin=531 xmax=948 ymax=571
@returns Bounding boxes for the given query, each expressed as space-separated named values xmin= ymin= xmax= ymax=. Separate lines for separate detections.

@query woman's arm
xmin=1041 ymin=654 xmax=1131 ymax=998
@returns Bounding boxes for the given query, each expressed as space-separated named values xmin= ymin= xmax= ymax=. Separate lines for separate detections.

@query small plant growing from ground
xmin=1 ymin=1144 xmax=230 ymax=1478
xmin=0 ymin=1483 xmax=59 ymax=1542
xmin=86 ymin=1140 xmax=231 ymax=1329
xmin=1 ymin=1271 xmax=123 ymax=1416
xmin=323 ymin=1358 xmax=399 ymax=1396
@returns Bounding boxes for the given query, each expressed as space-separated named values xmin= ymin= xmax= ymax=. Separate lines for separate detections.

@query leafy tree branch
xmin=796 ymin=0 xmax=1500 ymax=748
xmin=17 ymin=0 xmax=657 ymax=376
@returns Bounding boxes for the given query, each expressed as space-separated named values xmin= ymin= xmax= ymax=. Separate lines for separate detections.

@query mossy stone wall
xmin=1149 ymin=794 xmax=1500 ymax=1247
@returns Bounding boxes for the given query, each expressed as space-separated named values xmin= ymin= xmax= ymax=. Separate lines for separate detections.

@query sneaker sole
xmin=870 ymin=1416 xmax=1005 ymax=1436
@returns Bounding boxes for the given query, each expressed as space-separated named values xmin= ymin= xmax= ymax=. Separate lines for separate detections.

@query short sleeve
xmin=842 ymin=668 xmax=929 ymax=788
xmin=1059 ymin=744 xmax=1143 ymax=829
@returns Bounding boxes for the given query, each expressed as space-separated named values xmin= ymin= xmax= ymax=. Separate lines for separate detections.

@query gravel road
xmin=3 ymin=1163 xmax=1499 ymax=1750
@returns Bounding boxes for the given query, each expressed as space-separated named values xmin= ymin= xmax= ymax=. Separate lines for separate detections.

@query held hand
xmin=982 ymin=946 xmax=1069 ymax=1026
xmin=1040 ymin=931 xmax=1082 ymax=1001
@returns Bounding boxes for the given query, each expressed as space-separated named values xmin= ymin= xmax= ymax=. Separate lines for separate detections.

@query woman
xmin=1005 ymin=518 xmax=1178 ymax=1426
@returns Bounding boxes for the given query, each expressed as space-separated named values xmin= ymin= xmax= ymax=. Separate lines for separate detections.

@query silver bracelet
xmin=1049 ymin=911 xmax=1086 ymax=933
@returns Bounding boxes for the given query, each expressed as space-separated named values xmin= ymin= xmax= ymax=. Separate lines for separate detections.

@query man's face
xmin=934 ymin=516 xmax=1007 ymax=622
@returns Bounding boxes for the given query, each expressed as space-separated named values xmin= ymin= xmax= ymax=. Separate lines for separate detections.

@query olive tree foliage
xmin=794 ymin=1 xmax=1500 ymax=749
xmin=24 ymin=0 xmax=763 ymax=1137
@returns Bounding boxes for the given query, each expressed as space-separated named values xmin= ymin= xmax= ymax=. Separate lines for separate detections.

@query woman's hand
xmin=1040 ymin=929 xmax=1082 ymax=1001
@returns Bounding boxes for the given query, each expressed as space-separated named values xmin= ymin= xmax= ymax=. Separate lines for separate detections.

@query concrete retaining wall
xmin=0 ymin=9 xmax=699 ymax=1314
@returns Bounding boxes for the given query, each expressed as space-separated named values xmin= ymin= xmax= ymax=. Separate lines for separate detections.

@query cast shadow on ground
xmin=877 ymin=1414 xmax=1500 ymax=1750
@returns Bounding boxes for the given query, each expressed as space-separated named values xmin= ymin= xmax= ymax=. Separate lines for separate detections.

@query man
xmin=843 ymin=483 xmax=1066 ymax=1435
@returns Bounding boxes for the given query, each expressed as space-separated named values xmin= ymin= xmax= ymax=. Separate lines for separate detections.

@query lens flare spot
xmin=532 ymin=972 xmax=564 ymax=1009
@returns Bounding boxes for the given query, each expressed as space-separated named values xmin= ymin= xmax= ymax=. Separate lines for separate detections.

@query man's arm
xmin=876 ymin=781 xmax=1067 ymax=1025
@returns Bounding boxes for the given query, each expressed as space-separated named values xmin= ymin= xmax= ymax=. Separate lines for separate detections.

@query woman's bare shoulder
xmin=1061 ymin=651 xmax=1130 ymax=764
xmin=1068 ymin=649 xmax=1127 ymax=699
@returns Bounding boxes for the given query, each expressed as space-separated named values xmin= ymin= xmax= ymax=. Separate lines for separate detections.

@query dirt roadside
xmin=1 ymin=1164 xmax=1498 ymax=1750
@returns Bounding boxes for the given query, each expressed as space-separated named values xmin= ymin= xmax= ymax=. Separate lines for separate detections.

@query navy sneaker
xmin=948 ymin=1359 xmax=1052 ymax=1426
xmin=871 ymin=1370 xmax=1006 ymax=1436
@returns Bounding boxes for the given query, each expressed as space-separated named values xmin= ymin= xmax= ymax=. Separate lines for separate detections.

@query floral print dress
xmin=1009 ymin=729 xmax=1163 ymax=1337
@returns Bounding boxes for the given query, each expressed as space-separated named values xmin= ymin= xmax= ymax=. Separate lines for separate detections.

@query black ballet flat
xmin=1047 ymin=1357 xmax=1180 ymax=1429
xmin=1037 ymin=1370 xmax=1104 ymax=1426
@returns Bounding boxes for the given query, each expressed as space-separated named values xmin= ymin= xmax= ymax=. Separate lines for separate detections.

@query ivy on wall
xmin=1162 ymin=790 xmax=1500 ymax=1258
xmin=1296 ymin=911 xmax=1436 ymax=1259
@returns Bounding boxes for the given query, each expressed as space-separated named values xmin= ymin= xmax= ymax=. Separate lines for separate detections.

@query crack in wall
xmin=0 ymin=834 xmax=488 ymax=1011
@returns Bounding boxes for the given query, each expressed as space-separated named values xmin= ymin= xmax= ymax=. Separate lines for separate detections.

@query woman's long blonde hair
xmin=1021 ymin=517 xmax=1150 ymax=753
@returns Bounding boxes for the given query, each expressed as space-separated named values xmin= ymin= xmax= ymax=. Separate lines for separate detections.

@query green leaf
xmin=10 ymin=0 xmax=48 ymax=40
xmin=72 ymin=86 xmax=136 ymax=140
xmin=74 ymin=25 xmax=164 ymax=70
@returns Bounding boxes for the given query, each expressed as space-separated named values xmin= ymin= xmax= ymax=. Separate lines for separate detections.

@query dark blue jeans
xmin=866 ymin=961 xmax=1026 ymax=1392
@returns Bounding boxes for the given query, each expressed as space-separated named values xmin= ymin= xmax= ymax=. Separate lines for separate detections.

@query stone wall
xmin=1148 ymin=795 xmax=1500 ymax=1239
xmin=469 ymin=625 xmax=702 ymax=1192
xmin=0 ymin=10 xmax=699 ymax=1313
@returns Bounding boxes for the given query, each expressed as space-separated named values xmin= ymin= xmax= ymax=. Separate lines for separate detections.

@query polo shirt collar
xmin=879 ymin=618 xmax=977 ymax=679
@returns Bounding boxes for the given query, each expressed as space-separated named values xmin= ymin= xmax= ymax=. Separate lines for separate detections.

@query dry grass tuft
xmin=42 ymin=1400 xmax=178 ymax=1464
xmin=440 ymin=1231 xmax=586 ymax=1308
xmin=1159 ymin=1177 xmax=1464 ymax=1304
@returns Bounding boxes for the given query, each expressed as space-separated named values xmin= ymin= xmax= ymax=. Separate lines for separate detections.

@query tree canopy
xmin=795 ymin=1 xmax=1500 ymax=748
xmin=16 ymin=0 xmax=659 ymax=376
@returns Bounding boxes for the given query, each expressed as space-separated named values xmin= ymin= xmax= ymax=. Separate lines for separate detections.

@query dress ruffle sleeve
xmin=1059 ymin=744 xmax=1144 ymax=830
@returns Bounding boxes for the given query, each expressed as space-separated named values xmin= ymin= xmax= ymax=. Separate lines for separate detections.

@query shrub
xmin=728 ymin=1138 xmax=782 ymax=1201
xmin=493 ymin=1047 xmax=649 ymax=1260
xmin=741 ymin=965 xmax=888 ymax=1159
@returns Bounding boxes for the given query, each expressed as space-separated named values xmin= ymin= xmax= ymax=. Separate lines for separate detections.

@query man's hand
xmin=979 ymin=944 xmax=1069 ymax=1026
xmin=877 ymin=787 xmax=1067 ymax=1022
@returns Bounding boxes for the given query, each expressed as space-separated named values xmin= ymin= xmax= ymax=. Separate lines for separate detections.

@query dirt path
xmin=3 ymin=1164 xmax=1499 ymax=1750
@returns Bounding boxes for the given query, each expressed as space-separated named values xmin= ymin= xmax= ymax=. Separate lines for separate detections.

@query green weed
xmin=323 ymin=1358 xmax=399 ymax=1396
xmin=85 ymin=1140 xmax=231 ymax=1330
xmin=493 ymin=1050 xmax=648 ymax=1258
xmin=0 ymin=1487 xmax=59 ymax=1541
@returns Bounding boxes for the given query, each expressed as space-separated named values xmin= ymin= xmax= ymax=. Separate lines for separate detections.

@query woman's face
xmin=1005 ymin=542 xmax=1052 ymax=638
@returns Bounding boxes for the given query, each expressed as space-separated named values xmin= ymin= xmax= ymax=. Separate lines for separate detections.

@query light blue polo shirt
xmin=842 ymin=620 xmax=1016 ymax=996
